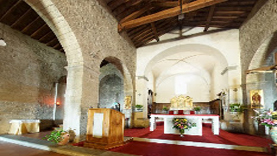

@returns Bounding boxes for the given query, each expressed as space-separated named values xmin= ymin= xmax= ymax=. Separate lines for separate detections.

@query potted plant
xmin=135 ymin=104 xmax=143 ymax=112
xmin=43 ymin=128 xmax=70 ymax=145
xmin=194 ymin=106 xmax=201 ymax=114
xmin=229 ymin=103 xmax=242 ymax=112
xmin=162 ymin=106 xmax=169 ymax=114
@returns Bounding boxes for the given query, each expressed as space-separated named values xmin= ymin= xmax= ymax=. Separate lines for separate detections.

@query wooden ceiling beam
xmin=46 ymin=37 xmax=58 ymax=46
xmin=30 ymin=23 xmax=47 ymax=38
xmin=147 ymin=11 xmax=159 ymax=42
xmin=120 ymin=5 xmax=152 ymax=23
xmin=38 ymin=30 xmax=52 ymax=42
xmin=112 ymin=0 xmax=145 ymax=16
xmin=213 ymin=15 xmax=241 ymax=19
xmin=204 ymin=5 xmax=215 ymax=32
xmin=246 ymin=65 xmax=277 ymax=74
xmin=151 ymin=1 xmax=179 ymax=7
xmin=53 ymin=43 xmax=61 ymax=49
xmin=11 ymin=8 xmax=32 ymax=28
xmin=108 ymin=0 xmax=127 ymax=11
xmin=215 ymin=10 xmax=245 ymax=14
xmin=127 ymin=25 xmax=149 ymax=37
xmin=118 ymin=0 xmax=227 ymax=32
xmin=21 ymin=16 xmax=40 ymax=33
xmin=0 ymin=0 xmax=22 ymax=21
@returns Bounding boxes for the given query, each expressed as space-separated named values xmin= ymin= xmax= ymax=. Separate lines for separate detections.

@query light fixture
xmin=178 ymin=14 xmax=184 ymax=20
xmin=0 ymin=38 xmax=7 ymax=46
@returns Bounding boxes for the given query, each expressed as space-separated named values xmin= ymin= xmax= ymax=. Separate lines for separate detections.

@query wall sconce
xmin=0 ymin=38 xmax=7 ymax=46
xmin=56 ymin=101 xmax=61 ymax=106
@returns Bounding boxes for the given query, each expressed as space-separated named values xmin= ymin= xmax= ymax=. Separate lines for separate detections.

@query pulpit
xmin=84 ymin=108 xmax=125 ymax=149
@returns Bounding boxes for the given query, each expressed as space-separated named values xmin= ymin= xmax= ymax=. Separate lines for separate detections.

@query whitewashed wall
xmin=136 ymin=27 xmax=242 ymax=106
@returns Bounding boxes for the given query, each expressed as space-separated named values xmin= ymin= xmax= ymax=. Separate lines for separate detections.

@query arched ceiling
xmin=152 ymin=52 xmax=216 ymax=86
xmin=0 ymin=0 xmax=260 ymax=51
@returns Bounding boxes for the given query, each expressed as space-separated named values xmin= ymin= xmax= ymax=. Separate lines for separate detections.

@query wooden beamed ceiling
xmin=103 ymin=0 xmax=259 ymax=47
xmin=0 ymin=0 xmax=260 ymax=51
xmin=0 ymin=0 xmax=64 ymax=53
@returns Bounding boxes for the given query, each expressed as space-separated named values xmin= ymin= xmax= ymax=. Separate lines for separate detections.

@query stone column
xmin=136 ymin=76 xmax=148 ymax=118
xmin=63 ymin=64 xmax=99 ymax=142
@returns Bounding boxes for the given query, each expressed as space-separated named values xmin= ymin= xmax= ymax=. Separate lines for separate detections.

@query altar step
xmin=131 ymin=137 xmax=268 ymax=153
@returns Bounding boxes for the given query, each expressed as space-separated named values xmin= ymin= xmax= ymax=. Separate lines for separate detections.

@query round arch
xmin=100 ymin=56 xmax=134 ymax=109
xmin=144 ymin=44 xmax=228 ymax=77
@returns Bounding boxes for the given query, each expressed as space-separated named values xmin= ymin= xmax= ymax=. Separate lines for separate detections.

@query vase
xmin=179 ymin=129 xmax=185 ymax=137
xmin=270 ymin=127 xmax=277 ymax=144
xmin=58 ymin=133 xmax=70 ymax=145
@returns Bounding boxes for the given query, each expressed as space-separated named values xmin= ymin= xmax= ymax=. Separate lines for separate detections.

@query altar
xmin=150 ymin=114 xmax=219 ymax=136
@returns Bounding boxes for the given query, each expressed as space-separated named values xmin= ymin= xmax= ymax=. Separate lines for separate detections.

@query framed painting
xmin=250 ymin=90 xmax=264 ymax=109
xmin=124 ymin=96 xmax=132 ymax=109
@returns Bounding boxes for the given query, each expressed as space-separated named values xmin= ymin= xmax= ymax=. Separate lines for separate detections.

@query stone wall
xmin=240 ymin=0 xmax=277 ymax=134
xmin=26 ymin=0 xmax=136 ymax=140
xmin=240 ymin=0 xmax=277 ymax=86
xmin=0 ymin=23 xmax=67 ymax=134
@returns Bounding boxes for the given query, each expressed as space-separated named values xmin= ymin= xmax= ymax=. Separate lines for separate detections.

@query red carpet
xmin=108 ymin=122 xmax=273 ymax=156
xmin=123 ymin=122 xmax=273 ymax=147
xmin=110 ymin=141 xmax=271 ymax=156
xmin=72 ymin=122 xmax=273 ymax=156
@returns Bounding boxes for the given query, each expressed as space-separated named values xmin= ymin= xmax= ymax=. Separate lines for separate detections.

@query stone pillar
xmin=63 ymin=65 xmax=83 ymax=142
xmin=63 ymin=64 xmax=99 ymax=142
xmin=136 ymin=77 xmax=148 ymax=118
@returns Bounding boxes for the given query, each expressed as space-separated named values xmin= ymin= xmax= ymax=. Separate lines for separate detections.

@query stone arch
xmin=143 ymin=44 xmax=229 ymax=102
xmin=99 ymin=74 xmax=124 ymax=109
xmin=246 ymin=32 xmax=277 ymax=109
xmin=25 ymin=0 xmax=85 ymax=141
xmin=100 ymin=56 xmax=134 ymax=109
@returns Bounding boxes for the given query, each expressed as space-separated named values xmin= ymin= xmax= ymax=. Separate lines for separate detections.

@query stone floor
xmin=0 ymin=140 xmax=66 ymax=156
xmin=0 ymin=134 xmax=135 ymax=156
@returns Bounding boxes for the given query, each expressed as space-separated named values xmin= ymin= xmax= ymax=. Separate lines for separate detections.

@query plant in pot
xmin=43 ymin=128 xmax=70 ymax=145
xmin=162 ymin=106 xmax=169 ymax=114
xmin=135 ymin=104 xmax=143 ymax=112
xmin=194 ymin=106 xmax=201 ymax=114
xmin=229 ymin=103 xmax=245 ymax=120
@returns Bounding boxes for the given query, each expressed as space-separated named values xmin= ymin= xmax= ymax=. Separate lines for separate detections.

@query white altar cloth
xmin=150 ymin=114 xmax=219 ymax=136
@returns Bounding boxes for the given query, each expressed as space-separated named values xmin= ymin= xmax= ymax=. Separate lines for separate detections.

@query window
xmin=175 ymin=75 xmax=187 ymax=95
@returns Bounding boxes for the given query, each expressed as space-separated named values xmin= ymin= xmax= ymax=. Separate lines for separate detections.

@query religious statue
xmin=170 ymin=95 xmax=193 ymax=110
xmin=170 ymin=96 xmax=178 ymax=109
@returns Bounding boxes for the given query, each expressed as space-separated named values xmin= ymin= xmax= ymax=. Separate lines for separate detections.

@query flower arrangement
xmin=252 ymin=109 xmax=277 ymax=128
xmin=172 ymin=118 xmax=196 ymax=135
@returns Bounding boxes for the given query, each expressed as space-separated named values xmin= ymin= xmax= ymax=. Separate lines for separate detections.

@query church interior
xmin=1 ymin=0 xmax=277 ymax=156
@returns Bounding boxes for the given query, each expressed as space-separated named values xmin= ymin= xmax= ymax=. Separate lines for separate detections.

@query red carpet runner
xmin=109 ymin=123 xmax=273 ymax=156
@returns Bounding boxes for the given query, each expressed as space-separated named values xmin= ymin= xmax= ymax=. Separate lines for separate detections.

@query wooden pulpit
xmin=84 ymin=108 xmax=125 ymax=149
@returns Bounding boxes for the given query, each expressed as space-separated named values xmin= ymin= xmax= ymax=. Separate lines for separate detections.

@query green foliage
xmin=135 ymin=104 xmax=143 ymax=109
xmin=194 ymin=106 xmax=201 ymax=111
xmin=229 ymin=103 xmax=244 ymax=112
xmin=163 ymin=106 xmax=169 ymax=111
xmin=43 ymin=128 xmax=66 ymax=143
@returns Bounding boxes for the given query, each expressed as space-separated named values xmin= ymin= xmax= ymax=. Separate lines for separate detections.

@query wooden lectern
xmin=84 ymin=108 xmax=125 ymax=149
